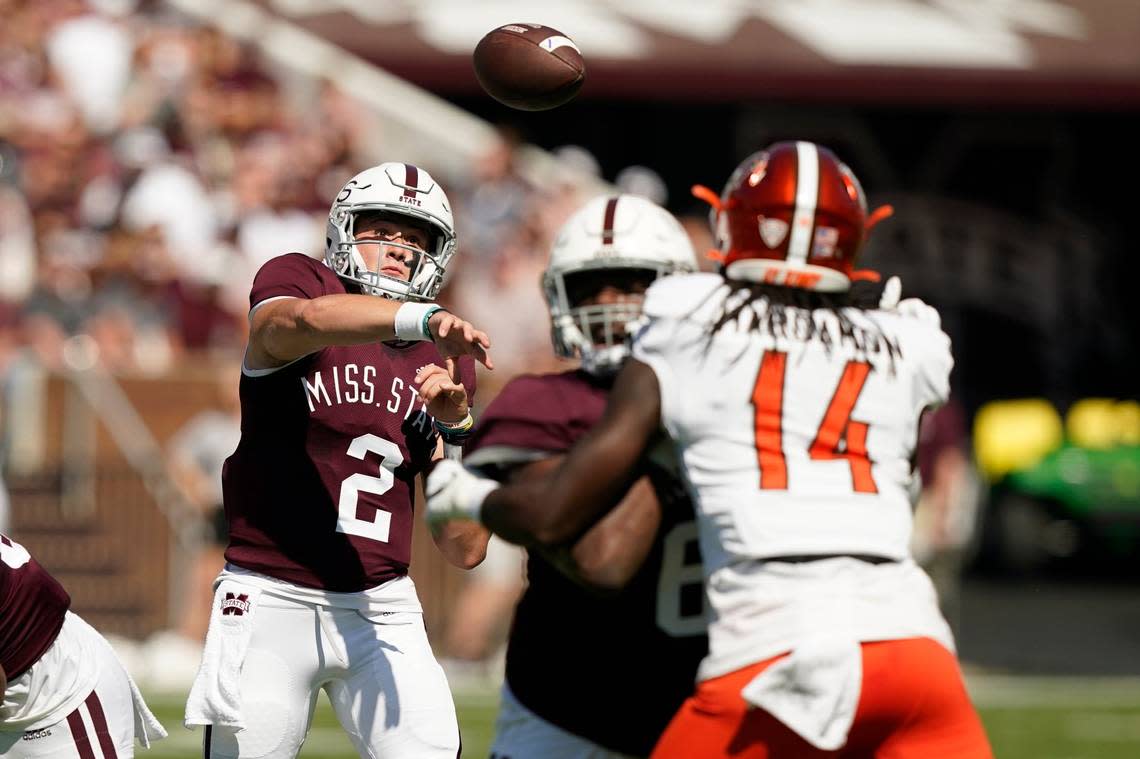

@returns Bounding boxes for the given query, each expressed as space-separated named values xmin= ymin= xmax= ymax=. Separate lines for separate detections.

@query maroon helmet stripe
xmin=602 ymin=197 xmax=619 ymax=244
xmin=86 ymin=691 xmax=119 ymax=759
xmin=403 ymin=164 xmax=419 ymax=198
xmin=66 ymin=707 xmax=98 ymax=759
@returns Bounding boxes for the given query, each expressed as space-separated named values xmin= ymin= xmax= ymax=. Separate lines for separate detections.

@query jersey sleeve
xmin=249 ymin=253 xmax=329 ymax=310
xmin=465 ymin=375 xmax=572 ymax=474
xmin=896 ymin=298 xmax=954 ymax=410
xmin=630 ymin=316 xmax=683 ymax=441
xmin=634 ymin=272 xmax=728 ymax=440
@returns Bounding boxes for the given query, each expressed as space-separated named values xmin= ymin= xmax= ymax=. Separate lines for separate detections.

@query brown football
xmin=472 ymin=23 xmax=585 ymax=111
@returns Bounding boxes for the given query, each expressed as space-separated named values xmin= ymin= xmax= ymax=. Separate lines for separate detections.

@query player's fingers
xmin=476 ymin=345 xmax=494 ymax=370
xmin=445 ymin=356 xmax=460 ymax=383
xmin=436 ymin=316 xmax=452 ymax=339
xmin=416 ymin=374 xmax=446 ymax=402
xmin=414 ymin=363 xmax=447 ymax=385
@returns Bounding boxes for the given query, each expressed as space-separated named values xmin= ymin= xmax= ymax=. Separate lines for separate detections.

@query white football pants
xmin=201 ymin=592 xmax=459 ymax=759
xmin=0 ymin=612 xmax=165 ymax=758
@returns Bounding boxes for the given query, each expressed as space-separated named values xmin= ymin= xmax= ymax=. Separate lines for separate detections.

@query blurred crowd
xmin=0 ymin=0 xmax=712 ymax=400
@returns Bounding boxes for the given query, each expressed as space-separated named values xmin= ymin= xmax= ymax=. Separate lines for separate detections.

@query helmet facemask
xmin=544 ymin=262 xmax=668 ymax=376
xmin=327 ymin=206 xmax=453 ymax=301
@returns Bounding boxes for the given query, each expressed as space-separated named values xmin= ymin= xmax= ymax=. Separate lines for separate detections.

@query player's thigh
xmin=651 ymin=657 xmax=834 ymax=759
xmin=0 ymin=634 xmax=138 ymax=758
xmin=855 ymin=638 xmax=993 ymax=759
xmin=490 ymin=684 xmax=638 ymax=759
xmin=206 ymin=599 xmax=323 ymax=759
xmin=326 ymin=610 xmax=459 ymax=759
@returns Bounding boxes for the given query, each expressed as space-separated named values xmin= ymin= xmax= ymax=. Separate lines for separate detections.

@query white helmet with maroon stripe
xmin=325 ymin=162 xmax=456 ymax=301
xmin=543 ymin=194 xmax=697 ymax=375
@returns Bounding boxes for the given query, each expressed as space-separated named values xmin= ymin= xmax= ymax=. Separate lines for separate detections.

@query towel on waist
xmin=184 ymin=580 xmax=262 ymax=730
xmin=740 ymin=635 xmax=862 ymax=751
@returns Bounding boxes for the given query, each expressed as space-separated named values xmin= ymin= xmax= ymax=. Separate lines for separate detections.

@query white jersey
xmin=632 ymin=272 xmax=954 ymax=679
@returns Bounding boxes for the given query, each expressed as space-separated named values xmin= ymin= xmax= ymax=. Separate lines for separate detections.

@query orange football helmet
xmin=694 ymin=141 xmax=892 ymax=291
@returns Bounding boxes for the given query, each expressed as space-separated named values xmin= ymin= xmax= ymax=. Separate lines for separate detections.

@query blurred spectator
xmin=441 ymin=535 xmax=526 ymax=686
xmin=453 ymin=126 xmax=532 ymax=265
xmin=911 ymin=398 xmax=981 ymax=633
xmin=615 ymin=164 xmax=668 ymax=206
xmin=166 ymin=361 xmax=241 ymax=642
xmin=45 ymin=5 xmax=133 ymax=135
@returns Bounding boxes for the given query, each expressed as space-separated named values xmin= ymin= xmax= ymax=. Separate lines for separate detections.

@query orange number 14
xmin=751 ymin=351 xmax=878 ymax=493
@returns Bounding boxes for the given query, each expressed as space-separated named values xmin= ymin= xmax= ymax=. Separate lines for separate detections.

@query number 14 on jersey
xmin=752 ymin=350 xmax=878 ymax=493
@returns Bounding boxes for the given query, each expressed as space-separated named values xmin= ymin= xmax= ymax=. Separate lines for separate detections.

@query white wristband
xmin=394 ymin=303 xmax=442 ymax=341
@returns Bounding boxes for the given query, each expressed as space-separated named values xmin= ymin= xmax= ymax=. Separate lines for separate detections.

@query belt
xmin=764 ymin=553 xmax=897 ymax=565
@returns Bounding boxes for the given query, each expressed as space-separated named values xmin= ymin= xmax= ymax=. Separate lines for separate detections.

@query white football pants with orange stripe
xmin=0 ymin=612 xmax=166 ymax=758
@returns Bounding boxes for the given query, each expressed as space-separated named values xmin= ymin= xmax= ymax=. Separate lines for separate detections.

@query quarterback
xmin=428 ymin=143 xmax=993 ymax=757
xmin=185 ymin=163 xmax=491 ymax=759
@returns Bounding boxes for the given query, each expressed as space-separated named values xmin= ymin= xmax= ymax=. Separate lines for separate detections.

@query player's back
xmin=634 ymin=272 xmax=951 ymax=570
xmin=466 ymin=370 xmax=707 ymax=756
xmin=632 ymin=273 xmax=955 ymax=680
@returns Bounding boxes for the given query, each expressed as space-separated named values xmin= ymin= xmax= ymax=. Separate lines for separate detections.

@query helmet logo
xmin=812 ymin=226 xmax=839 ymax=258
xmin=758 ymin=217 xmax=789 ymax=248
xmin=337 ymin=181 xmax=372 ymax=203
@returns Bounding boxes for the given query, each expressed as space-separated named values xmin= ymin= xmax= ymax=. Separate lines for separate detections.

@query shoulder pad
xmin=642 ymin=272 xmax=725 ymax=320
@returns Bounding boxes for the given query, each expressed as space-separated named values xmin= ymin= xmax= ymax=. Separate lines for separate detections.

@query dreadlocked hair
xmin=706 ymin=277 xmax=901 ymax=371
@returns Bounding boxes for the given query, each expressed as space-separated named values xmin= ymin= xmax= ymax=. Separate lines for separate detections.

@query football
xmin=472 ymin=23 xmax=585 ymax=111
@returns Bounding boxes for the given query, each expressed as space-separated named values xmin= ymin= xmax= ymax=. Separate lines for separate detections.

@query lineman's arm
xmin=478 ymin=359 xmax=662 ymax=546
xmin=508 ymin=456 xmax=662 ymax=591
xmin=247 ymin=296 xmax=492 ymax=370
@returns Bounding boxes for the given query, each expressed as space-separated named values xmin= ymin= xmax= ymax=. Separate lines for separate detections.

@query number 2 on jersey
xmin=336 ymin=434 xmax=404 ymax=542
xmin=751 ymin=350 xmax=878 ymax=493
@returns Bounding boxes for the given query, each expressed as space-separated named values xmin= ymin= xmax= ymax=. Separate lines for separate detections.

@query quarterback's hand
xmin=415 ymin=360 xmax=468 ymax=423
xmin=429 ymin=311 xmax=493 ymax=370
xmin=424 ymin=460 xmax=499 ymax=531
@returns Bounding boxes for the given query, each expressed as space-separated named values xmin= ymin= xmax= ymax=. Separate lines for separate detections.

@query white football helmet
xmin=325 ymin=162 xmax=456 ymax=301
xmin=543 ymin=194 xmax=697 ymax=375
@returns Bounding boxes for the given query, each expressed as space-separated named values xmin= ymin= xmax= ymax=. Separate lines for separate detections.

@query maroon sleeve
xmin=249 ymin=253 xmax=330 ymax=309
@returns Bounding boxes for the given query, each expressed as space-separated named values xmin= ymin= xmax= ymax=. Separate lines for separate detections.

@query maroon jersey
xmin=222 ymin=253 xmax=476 ymax=591
xmin=466 ymin=370 xmax=707 ymax=756
xmin=0 ymin=534 xmax=70 ymax=680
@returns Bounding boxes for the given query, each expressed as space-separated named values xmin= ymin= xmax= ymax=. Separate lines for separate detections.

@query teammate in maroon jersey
xmin=1 ymin=533 xmax=166 ymax=754
xmin=184 ymin=163 xmax=493 ymax=759
xmin=459 ymin=195 xmax=707 ymax=758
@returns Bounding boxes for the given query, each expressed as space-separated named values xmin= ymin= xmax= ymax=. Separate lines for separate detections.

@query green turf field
xmin=141 ymin=676 xmax=1140 ymax=758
